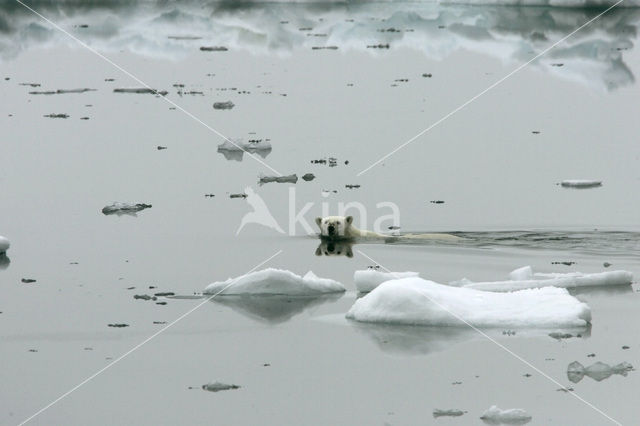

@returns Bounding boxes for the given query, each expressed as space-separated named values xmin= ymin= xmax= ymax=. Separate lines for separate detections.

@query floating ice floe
xmin=480 ymin=406 xmax=531 ymax=425
xmin=101 ymin=202 xmax=152 ymax=216
xmin=433 ymin=408 xmax=465 ymax=418
xmin=201 ymin=381 xmax=240 ymax=392
xmin=113 ymin=87 xmax=168 ymax=96
xmin=203 ymin=268 xmax=345 ymax=296
xmin=567 ymin=361 xmax=633 ymax=383
xmin=453 ymin=266 xmax=632 ymax=292
xmin=30 ymin=88 xmax=96 ymax=95
xmin=213 ymin=101 xmax=235 ymax=110
xmin=258 ymin=174 xmax=298 ymax=185
xmin=560 ymin=179 xmax=602 ymax=188
xmin=354 ymin=269 xmax=419 ymax=293
xmin=346 ymin=277 xmax=591 ymax=328
xmin=0 ymin=235 xmax=10 ymax=254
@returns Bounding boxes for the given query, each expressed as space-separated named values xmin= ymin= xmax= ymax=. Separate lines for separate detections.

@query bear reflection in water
xmin=315 ymin=239 xmax=354 ymax=258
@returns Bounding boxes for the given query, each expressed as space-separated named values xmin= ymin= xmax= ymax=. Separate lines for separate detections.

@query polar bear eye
xmin=336 ymin=221 xmax=341 ymax=225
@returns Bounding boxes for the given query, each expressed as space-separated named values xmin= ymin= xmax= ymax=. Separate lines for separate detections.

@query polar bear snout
xmin=315 ymin=215 xmax=355 ymax=239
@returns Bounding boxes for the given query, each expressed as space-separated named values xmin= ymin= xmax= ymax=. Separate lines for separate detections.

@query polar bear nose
xmin=328 ymin=224 xmax=335 ymax=234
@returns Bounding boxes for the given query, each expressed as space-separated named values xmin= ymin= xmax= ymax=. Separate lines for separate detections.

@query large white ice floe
xmin=480 ymin=405 xmax=532 ymax=425
xmin=453 ymin=266 xmax=632 ymax=292
xmin=346 ymin=277 xmax=591 ymax=328
xmin=203 ymin=268 xmax=345 ymax=296
xmin=354 ymin=269 xmax=419 ymax=293
xmin=0 ymin=235 xmax=10 ymax=253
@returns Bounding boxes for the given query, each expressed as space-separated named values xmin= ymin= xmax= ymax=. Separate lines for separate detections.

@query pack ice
xmin=454 ymin=266 xmax=632 ymax=292
xmin=354 ymin=269 xmax=419 ymax=293
xmin=0 ymin=235 xmax=9 ymax=253
xmin=346 ymin=277 xmax=591 ymax=328
xmin=203 ymin=268 xmax=345 ymax=296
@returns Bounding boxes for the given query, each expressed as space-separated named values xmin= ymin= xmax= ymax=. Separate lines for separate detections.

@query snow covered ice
xmin=346 ymin=277 xmax=591 ymax=328
xmin=480 ymin=406 xmax=531 ymax=425
xmin=453 ymin=266 xmax=632 ymax=292
xmin=0 ymin=235 xmax=10 ymax=253
xmin=203 ymin=268 xmax=345 ymax=296
xmin=354 ymin=269 xmax=419 ymax=293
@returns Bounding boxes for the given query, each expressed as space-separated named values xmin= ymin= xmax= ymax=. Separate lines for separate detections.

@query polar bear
xmin=315 ymin=216 xmax=461 ymax=241
xmin=315 ymin=240 xmax=354 ymax=258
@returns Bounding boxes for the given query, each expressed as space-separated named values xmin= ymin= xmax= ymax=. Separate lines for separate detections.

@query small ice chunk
xmin=480 ymin=406 xmax=531 ymax=425
xmin=347 ymin=277 xmax=591 ymax=328
xmin=0 ymin=235 xmax=10 ymax=253
xmin=509 ymin=266 xmax=533 ymax=281
xmin=113 ymin=88 xmax=168 ymax=96
xmin=200 ymin=46 xmax=228 ymax=52
xmin=458 ymin=268 xmax=632 ymax=292
xmin=203 ymin=268 xmax=345 ymax=296
xmin=353 ymin=270 xmax=419 ymax=293
xmin=213 ymin=101 xmax=235 ymax=110
xmin=102 ymin=202 xmax=152 ymax=215
xmin=202 ymin=381 xmax=239 ymax=392
xmin=258 ymin=174 xmax=298 ymax=185
xmin=433 ymin=408 xmax=465 ymax=418
xmin=560 ymin=180 xmax=602 ymax=188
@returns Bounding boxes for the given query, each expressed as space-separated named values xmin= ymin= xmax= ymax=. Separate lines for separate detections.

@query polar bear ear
xmin=315 ymin=217 xmax=322 ymax=228
xmin=346 ymin=216 xmax=353 ymax=225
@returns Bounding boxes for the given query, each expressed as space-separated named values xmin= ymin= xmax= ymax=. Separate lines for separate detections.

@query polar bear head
xmin=315 ymin=215 xmax=353 ymax=239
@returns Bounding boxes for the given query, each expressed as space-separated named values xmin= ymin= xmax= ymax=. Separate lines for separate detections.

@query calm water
xmin=1 ymin=1 xmax=639 ymax=425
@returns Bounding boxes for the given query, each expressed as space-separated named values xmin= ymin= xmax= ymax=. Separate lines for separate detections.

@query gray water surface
xmin=1 ymin=2 xmax=639 ymax=425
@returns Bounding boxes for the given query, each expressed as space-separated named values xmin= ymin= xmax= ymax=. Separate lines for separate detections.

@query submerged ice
xmin=346 ymin=277 xmax=591 ymax=327
xmin=567 ymin=361 xmax=634 ymax=383
xmin=203 ymin=268 xmax=345 ymax=296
